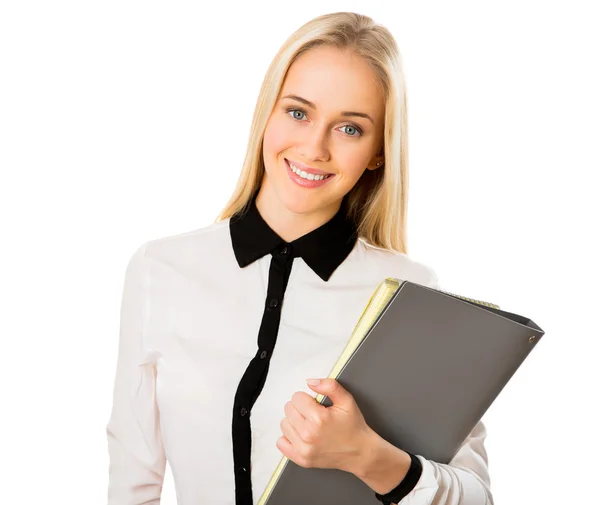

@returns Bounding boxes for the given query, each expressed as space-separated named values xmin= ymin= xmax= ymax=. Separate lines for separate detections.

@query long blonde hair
xmin=215 ymin=11 xmax=410 ymax=253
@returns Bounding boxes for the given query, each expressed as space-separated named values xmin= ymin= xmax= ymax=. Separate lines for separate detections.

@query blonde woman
xmin=106 ymin=11 xmax=493 ymax=505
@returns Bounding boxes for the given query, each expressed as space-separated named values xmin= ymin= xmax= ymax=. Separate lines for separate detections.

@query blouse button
xmin=237 ymin=466 xmax=247 ymax=474
xmin=240 ymin=407 xmax=248 ymax=416
xmin=268 ymin=298 xmax=279 ymax=308
xmin=279 ymin=245 xmax=289 ymax=255
xmin=260 ymin=350 xmax=268 ymax=359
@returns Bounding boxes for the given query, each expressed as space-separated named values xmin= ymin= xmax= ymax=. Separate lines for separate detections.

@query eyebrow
xmin=281 ymin=94 xmax=374 ymax=124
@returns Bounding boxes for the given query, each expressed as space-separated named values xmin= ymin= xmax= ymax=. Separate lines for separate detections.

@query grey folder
xmin=258 ymin=278 xmax=545 ymax=505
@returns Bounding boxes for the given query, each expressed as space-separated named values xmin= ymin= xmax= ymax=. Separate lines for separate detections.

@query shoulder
xmin=353 ymin=238 xmax=440 ymax=289
xmin=132 ymin=219 xmax=232 ymax=266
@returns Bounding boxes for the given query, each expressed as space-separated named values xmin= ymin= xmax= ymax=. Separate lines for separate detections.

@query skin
xmin=278 ymin=378 xmax=413 ymax=499
xmin=257 ymin=44 xmax=385 ymax=242
xmin=256 ymin=45 xmax=412 ymax=499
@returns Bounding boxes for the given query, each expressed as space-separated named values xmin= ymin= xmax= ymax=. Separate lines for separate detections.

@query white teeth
xmin=288 ymin=162 xmax=330 ymax=181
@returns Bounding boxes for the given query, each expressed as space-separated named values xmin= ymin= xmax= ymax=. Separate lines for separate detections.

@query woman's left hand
xmin=276 ymin=378 xmax=372 ymax=474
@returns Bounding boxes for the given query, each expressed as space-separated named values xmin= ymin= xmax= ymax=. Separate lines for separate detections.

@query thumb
xmin=306 ymin=378 xmax=351 ymax=407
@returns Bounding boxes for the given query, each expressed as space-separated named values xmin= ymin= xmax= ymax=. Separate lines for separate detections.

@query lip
xmin=284 ymin=158 xmax=332 ymax=176
xmin=285 ymin=158 xmax=334 ymax=188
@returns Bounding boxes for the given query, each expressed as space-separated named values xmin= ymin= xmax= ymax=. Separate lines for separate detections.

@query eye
xmin=340 ymin=124 xmax=363 ymax=137
xmin=285 ymin=107 xmax=363 ymax=137
xmin=286 ymin=108 xmax=307 ymax=121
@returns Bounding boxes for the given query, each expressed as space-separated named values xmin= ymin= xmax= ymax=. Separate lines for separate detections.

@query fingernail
xmin=306 ymin=379 xmax=320 ymax=386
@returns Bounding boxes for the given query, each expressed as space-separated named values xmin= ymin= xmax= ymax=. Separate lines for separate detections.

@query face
xmin=260 ymin=45 xmax=385 ymax=222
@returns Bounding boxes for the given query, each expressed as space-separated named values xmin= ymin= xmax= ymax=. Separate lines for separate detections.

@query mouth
xmin=284 ymin=158 xmax=335 ymax=188
xmin=285 ymin=159 xmax=333 ymax=178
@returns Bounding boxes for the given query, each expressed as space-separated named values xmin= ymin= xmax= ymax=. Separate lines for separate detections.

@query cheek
xmin=336 ymin=151 xmax=370 ymax=183
xmin=263 ymin=116 xmax=291 ymax=161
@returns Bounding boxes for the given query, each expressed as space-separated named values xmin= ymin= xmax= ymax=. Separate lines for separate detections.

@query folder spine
xmin=435 ymin=289 xmax=500 ymax=309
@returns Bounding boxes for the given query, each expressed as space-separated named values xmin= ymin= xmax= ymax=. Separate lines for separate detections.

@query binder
xmin=257 ymin=278 xmax=545 ymax=505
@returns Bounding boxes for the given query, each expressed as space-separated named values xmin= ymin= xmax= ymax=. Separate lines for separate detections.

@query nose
xmin=297 ymin=122 xmax=330 ymax=163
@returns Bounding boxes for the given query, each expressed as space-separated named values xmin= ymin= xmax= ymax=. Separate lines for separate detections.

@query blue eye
xmin=340 ymin=124 xmax=361 ymax=137
xmin=285 ymin=107 xmax=363 ymax=137
xmin=287 ymin=108 xmax=307 ymax=121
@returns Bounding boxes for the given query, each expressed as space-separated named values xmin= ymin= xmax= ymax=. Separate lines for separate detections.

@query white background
xmin=1 ymin=1 xmax=598 ymax=504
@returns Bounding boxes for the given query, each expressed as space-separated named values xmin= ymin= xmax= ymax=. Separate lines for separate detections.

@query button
xmin=240 ymin=407 xmax=248 ymax=416
xmin=237 ymin=466 xmax=247 ymax=474
xmin=260 ymin=350 xmax=268 ymax=359
xmin=269 ymin=298 xmax=279 ymax=308
xmin=279 ymin=245 xmax=289 ymax=255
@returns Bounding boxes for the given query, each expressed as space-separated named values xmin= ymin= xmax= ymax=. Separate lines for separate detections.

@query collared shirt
xmin=106 ymin=193 xmax=493 ymax=505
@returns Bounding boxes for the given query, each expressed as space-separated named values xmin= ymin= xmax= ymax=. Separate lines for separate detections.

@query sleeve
xmin=394 ymin=266 xmax=494 ymax=505
xmin=395 ymin=421 xmax=493 ymax=505
xmin=106 ymin=242 xmax=167 ymax=504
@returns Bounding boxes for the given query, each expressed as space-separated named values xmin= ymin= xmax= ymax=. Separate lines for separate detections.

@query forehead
xmin=280 ymin=46 xmax=385 ymax=121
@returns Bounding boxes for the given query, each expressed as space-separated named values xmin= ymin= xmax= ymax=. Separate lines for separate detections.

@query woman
xmin=106 ymin=12 xmax=493 ymax=505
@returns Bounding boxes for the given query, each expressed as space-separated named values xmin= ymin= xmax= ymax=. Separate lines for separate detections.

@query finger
xmin=280 ymin=417 xmax=302 ymax=448
xmin=291 ymin=391 xmax=325 ymax=421
xmin=306 ymin=378 xmax=352 ymax=410
xmin=285 ymin=400 xmax=309 ymax=436
xmin=276 ymin=434 xmax=294 ymax=457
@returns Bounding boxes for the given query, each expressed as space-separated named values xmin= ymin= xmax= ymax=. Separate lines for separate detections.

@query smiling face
xmin=259 ymin=45 xmax=386 ymax=228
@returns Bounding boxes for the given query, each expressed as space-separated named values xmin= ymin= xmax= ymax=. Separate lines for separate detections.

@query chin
xmin=277 ymin=190 xmax=318 ymax=216
xmin=281 ymin=189 xmax=342 ymax=220
xmin=263 ymin=159 xmax=338 ymax=216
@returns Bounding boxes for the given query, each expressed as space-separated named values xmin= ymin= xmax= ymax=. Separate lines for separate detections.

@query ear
xmin=366 ymin=156 xmax=384 ymax=171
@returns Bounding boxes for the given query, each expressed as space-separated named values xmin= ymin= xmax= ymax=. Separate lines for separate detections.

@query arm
xmin=106 ymin=243 xmax=167 ymax=504
xmin=354 ymin=420 xmax=493 ymax=505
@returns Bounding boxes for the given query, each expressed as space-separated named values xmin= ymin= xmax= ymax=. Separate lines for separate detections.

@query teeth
xmin=289 ymin=162 xmax=330 ymax=181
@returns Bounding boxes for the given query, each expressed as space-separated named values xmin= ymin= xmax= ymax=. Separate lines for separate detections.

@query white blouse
xmin=106 ymin=197 xmax=493 ymax=505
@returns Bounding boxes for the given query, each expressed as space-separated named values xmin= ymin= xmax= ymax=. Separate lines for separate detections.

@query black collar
xmin=229 ymin=192 xmax=358 ymax=281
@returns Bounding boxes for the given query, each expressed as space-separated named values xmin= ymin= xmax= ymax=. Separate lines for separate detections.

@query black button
xmin=240 ymin=407 xmax=248 ymax=416
xmin=279 ymin=245 xmax=289 ymax=255
xmin=269 ymin=298 xmax=279 ymax=308
xmin=260 ymin=350 xmax=268 ymax=359
xmin=237 ymin=466 xmax=247 ymax=473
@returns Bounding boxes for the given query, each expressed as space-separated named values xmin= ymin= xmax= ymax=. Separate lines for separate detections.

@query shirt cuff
xmin=374 ymin=452 xmax=423 ymax=504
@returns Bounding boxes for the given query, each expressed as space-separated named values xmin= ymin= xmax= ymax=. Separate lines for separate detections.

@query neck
xmin=255 ymin=189 xmax=342 ymax=243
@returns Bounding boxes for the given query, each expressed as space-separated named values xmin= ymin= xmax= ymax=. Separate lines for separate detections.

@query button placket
xmin=232 ymin=247 xmax=295 ymax=505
